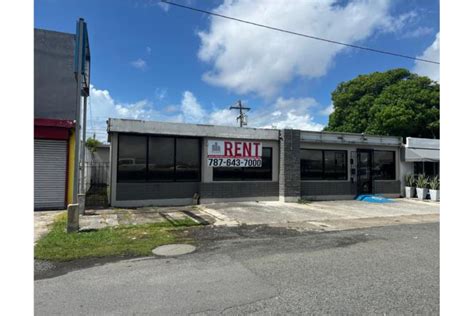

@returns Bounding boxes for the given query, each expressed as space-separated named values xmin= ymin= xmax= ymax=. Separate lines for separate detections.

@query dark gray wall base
xmin=116 ymin=182 xmax=200 ymax=201
xmin=201 ymin=182 xmax=279 ymax=199
xmin=374 ymin=180 xmax=401 ymax=194
xmin=301 ymin=181 xmax=352 ymax=197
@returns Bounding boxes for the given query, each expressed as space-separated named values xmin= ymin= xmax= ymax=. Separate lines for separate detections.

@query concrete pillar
xmin=78 ymin=193 xmax=85 ymax=215
xmin=67 ymin=203 xmax=79 ymax=233
xmin=279 ymin=129 xmax=301 ymax=202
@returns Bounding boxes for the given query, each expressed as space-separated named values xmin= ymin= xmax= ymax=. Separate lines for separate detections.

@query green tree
xmin=326 ymin=68 xmax=439 ymax=139
xmin=85 ymin=136 xmax=102 ymax=152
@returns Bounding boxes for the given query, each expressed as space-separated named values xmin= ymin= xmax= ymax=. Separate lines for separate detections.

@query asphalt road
xmin=35 ymin=223 xmax=439 ymax=315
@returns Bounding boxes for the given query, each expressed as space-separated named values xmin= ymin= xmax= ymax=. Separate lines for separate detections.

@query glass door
xmin=357 ymin=150 xmax=373 ymax=195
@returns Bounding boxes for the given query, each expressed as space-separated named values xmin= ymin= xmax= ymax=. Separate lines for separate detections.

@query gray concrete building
xmin=107 ymin=118 xmax=403 ymax=207
xmin=400 ymin=137 xmax=440 ymax=193
xmin=34 ymin=29 xmax=78 ymax=210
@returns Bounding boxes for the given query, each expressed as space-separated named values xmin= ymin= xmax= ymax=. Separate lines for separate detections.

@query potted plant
xmin=416 ymin=174 xmax=429 ymax=200
xmin=404 ymin=174 xmax=416 ymax=198
xmin=429 ymin=175 xmax=440 ymax=201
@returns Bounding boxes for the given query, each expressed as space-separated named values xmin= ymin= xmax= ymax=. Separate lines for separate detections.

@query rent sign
xmin=207 ymin=140 xmax=262 ymax=167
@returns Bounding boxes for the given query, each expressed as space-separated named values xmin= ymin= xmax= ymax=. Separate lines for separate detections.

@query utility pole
xmin=72 ymin=19 xmax=85 ymax=205
xmin=229 ymin=100 xmax=251 ymax=127
xmin=72 ymin=17 xmax=90 ymax=216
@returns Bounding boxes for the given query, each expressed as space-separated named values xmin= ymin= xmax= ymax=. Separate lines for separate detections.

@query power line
xmin=161 ymin=0 xmax=439 ymax=65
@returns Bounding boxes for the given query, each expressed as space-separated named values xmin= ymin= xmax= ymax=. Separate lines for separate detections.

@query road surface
xmin=35 ymin=223 xmax=439 ymax=315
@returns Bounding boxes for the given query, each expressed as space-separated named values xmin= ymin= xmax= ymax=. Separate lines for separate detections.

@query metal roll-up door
xmin=35 ymin=139 xmax=68 ymax=210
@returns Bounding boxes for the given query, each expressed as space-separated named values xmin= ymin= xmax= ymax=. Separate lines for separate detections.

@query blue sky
xmin=35 ymin=0 xmax=439 ymax=141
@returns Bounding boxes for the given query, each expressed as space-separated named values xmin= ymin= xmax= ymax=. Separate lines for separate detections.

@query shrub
xmin=416 ymin=174 xmax=430 ymax=189
xmin=429 ymin=175 xmax=440 ymax=190
xmin=404 ymin=174 xmax=416 ymax=187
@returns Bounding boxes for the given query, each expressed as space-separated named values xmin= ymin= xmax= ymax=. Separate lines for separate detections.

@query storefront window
xmin=117 ymin=134 xmax=200 ymax=183
xmin=301 ymin=150 xmax=323 ymax=180
xmin=117 ymin=134 xmax=147 ymax=182
xmin=148 ymin=136 xmax=175 ymax=182
xmin=301 ymin=149 xmax=347 ymax=180
xmin=414 ymin=161 xmax=439 ymax=177
xmin=213 ymin=147 xmax=272 ymax=181
xmin=373 ymin=151 xmax=396 ymax=180
xmin=324 ymin=151 xmax=347 ymax=180
xmin=176 ymin=138 xmax=200 ymax=181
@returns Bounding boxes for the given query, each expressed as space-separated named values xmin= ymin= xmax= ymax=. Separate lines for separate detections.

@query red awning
xmin=34 ymin=118 xmax=75 ymax=140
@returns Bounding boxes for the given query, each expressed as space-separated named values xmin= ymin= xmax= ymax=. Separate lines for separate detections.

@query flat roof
xmin=405 ymin=137 xmax=439 ymax=150
xmin=300 ymin=130 xmax=401 ymax=146
xmin=107 ymin=118 xmax=280 ymax=141
xmin=107 ymin=118 xmax=402 ymax=146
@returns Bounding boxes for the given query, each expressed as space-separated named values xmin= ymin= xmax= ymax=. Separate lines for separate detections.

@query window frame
xmin=300 ymin=149 xmax=348 ymax=181
xmin=116 ymin=133 xmax=201 ymax=183
xmin=212 ymin=147 xmax=273 ymax=182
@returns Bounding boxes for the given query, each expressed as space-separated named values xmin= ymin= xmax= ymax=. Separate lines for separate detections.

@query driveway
xmin=199 ymin=198 xmax=439 ymax=231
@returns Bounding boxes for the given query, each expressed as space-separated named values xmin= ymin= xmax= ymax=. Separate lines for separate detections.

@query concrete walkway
xmin=199 ymin=198 xmax=439 ymax=231
xmin=34 ymin=210 xmax=65 ymax=243
xmin=79 ymin=206 xmax=215 ymax=230
xmin=34 ymin=206 xmax=215 ymax=242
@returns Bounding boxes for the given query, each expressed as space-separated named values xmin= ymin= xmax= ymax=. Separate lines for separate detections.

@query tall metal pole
xmin=72 ymin=19 xmax=84 ymax=204
xmin=80 ymin=94 xmax=88 ymax=194
xmin=238 ymin=100 xmax=243 ymax=127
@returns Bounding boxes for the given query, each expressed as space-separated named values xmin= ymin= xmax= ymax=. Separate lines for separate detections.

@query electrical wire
xmin=161 ymin=0 xmax=439 ymax=65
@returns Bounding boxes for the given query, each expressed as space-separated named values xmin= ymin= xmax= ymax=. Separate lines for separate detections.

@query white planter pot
xmin=430 ymin=189 xmax=440 ymax=201
xmin=405 ymin=187 xmax=415 ymax=198
xmin=416 ymin=187 xmax=428 ymax=200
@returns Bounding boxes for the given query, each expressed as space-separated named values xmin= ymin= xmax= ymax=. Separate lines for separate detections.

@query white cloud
xmin=154 ymin=87 xmax=167 ymax=100
xmin=87 ymin=86 xmax=327 ymax=141
xmin=87 ymin=85 xmax=164 ymax=141
xmin=253 ymin=97 xmax=324 ymax=131
xmin=274 ymin=97 xmax=317 ymax=115
xmin=259 ymin=110 xmax=325 ymax=131
xmin=180 ymin=91 xmax=206 ymax=123
xmin=131 ymin=58 xmax=147 ymax=70
xmin=382 ymin=10 xmax=418 ymax=33
xmin=146 ymin=46 xmax=152 ymax=54
xmin=209 ymin=108 xmax=237 ymax=126
xmin=413 ymin=32 xmax=439 ymax=81
xmin=208 ymin=97 xmax=325 ymax=131
xmin=164 ymin=105 xmax=178 ymax=113
xmin=197 ymin=0 xmax=407 ymax=97
xmin=157 ymin=2 xmax=170 ymax=12
xmin=318 ymin=103 xmax=334 ymax=116
xmin=87 ymin=88 xmax=210 ymax=140
xmin=402 ymin=26 xmax=434 ymax=39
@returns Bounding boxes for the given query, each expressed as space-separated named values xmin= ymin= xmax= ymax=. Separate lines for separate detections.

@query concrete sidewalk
xmin=79 ymin=206 xmax=215 ymax=230
xmin=198 ymin=198 xmax=439 ymax=231
xmin=35 ymin=199 xmax=439 ymax=242
xmin=34 ymin=210 xmax=65 ymax=243
xmin=34 ymin=206 xmax=215 ymax=242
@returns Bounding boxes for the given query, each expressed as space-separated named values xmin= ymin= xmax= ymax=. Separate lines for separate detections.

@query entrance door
xmin=357 ymin=149 xmax=373 ymax=195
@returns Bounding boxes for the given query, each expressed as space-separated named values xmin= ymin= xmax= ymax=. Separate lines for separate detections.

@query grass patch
xmin=297 ymin=198 xmax=311 ymax=204
xmin=35 ymin=213 xmax=200 ymax=261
